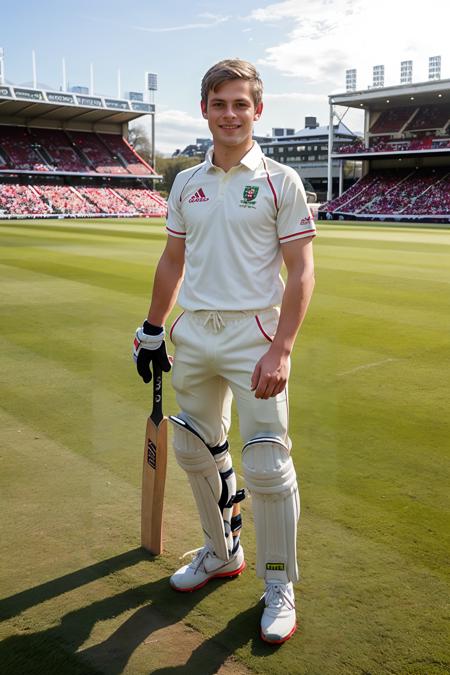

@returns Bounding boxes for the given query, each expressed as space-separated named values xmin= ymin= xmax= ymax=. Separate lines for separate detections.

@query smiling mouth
xmin=220 ymin=125 xmax=241 ymax=129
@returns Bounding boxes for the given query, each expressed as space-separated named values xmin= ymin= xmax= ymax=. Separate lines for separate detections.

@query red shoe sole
xmin=260 ymin=623 xmax=297 ymax=644
xmin=170 ymin=560 xmax=246 ymax=593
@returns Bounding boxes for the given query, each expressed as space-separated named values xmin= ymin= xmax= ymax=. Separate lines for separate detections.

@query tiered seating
xmin=0 ymin=127 xmax=48 ymax=171
xmin=370 ymin=107 xmax=416 ymax=134
xmin=322 ymin=168 xmax=450 ymax=217
xmin=405 ymin=105 xmax=450 ymax=131
xmin=342 ymin=171 xmax=407 ymax=212
xmin=321 ymin=173 xmax=376 ymax=211
xmin=99 ymin=135 xmax=151 ymax=175
xmin=30 ymin=129 xmax=89 ymax=173
xmin=69 ymin=132 xmax=128 ymax=174
xmin=360 ymin=169 xmax=437 ymax=214
xmin=0 ymin=184 xmax=49 ymax=215
xmin=335 ymin=136 xmax=448 ymax=154
xmin=34 ymin=185 xmax=101 ymax=214
xmin=115 ymin=187 xmax=167 ymax=215
xmin=0 ymin=182 xmax=167 ymax=217
xmin=402 ymin=172 xmax=450 ymax=215
xmin=77 ymin=186 xmax=137 ymax=214
xmin=0 ymin=124 xmax=167 ymax=218
xmin=323 ymin=172 xmax=406 ymax=213
xmin=335 ymin=140 xmax=366 ymax=154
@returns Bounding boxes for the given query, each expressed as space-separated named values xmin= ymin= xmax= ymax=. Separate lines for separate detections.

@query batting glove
xmin=133 ymin=320 xmax=171 ymax=384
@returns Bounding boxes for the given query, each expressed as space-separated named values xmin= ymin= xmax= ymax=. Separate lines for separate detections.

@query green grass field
xmin=0 ymin=218 xmax=449 ymax=675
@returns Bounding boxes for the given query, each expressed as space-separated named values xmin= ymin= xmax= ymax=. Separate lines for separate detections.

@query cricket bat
xmin=141 ymin=363 xmax=168 ymax=555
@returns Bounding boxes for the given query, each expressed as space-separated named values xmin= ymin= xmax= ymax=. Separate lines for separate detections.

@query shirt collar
xmin=205 ymin=141 xmax=263 ymax=172
xmin=240 ymin=142 xmax=264 ymax=170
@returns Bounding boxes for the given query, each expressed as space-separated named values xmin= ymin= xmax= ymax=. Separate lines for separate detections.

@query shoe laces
xmin=180 ymin=547 xmax=210 ymax=573
xmin=261 ymin=582 xmax=295 ymax=610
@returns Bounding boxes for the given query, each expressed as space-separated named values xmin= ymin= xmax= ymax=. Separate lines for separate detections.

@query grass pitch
xmin=0 ymin=218 xmax=449 ymax=674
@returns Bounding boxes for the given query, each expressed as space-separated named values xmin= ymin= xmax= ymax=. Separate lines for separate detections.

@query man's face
xmin=201 ymin=79 xmax=263 ymax=150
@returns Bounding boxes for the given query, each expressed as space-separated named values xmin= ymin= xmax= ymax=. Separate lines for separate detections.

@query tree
xmin=128 ymin=125 xmax=202 ymax=195
xmin=154 ymin=155 xmax=202 ymax=194
xmin=128 ymin=125 xmax=152 ymax=165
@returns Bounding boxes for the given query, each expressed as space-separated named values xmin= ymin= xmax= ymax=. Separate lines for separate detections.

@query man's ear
xmin=201 ymin=100 xmax=208 ymax=118
xmin=254 ymin=101 xmax=263 ymax=121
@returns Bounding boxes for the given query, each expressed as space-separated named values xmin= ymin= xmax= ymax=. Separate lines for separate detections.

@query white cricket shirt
xmin=166 ymin=142 xmax=316 ymax=311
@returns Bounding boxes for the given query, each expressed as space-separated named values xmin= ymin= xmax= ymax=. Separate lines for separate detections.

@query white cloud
xmin=135 ymin=108 xmax=209 ymax=154
xmin=248 ymin=0 xmax=450 ymax=87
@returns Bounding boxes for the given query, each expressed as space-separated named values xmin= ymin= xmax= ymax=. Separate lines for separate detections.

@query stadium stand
xmin=402 ymin=172 xmax=450 ymax=214
xmin=0 ymin=127 xmax=48 ymax=171
xmin=99 ymin=134 xmax=155 ymax=175
xmin=322 ymin=167 xmax=449 ymax=220
xmin=29 ymin=128 xmax=88 ymax=173
xmin=67 ymin=131 xmax=129 ymax=174
xmin=323 ymin=82 xmax=450 ymax=223
xmin=34 ymin=184 xmax=102 ymax=215
xmin=370 ymin=107 xmax=417 ymax=134
xmin=0 ymin=183 xmax=50 ymax=215
xmin=405 ymin=104 xmax=450 ymax=132
xmin=336 ymin=136 xmax=449 ymax=155
xmin=0 ymin=83 xmax=167 ymax=219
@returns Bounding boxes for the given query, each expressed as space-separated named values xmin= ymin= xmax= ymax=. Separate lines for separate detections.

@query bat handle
xmin=151 ymin=363 xmax=163 ymax=425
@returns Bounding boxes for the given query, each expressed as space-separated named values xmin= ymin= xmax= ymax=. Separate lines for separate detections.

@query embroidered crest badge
xmin=243 ymin=185 xmax=259 ymax=202
xmin=240 ymin=185 xmax=259 ymax=208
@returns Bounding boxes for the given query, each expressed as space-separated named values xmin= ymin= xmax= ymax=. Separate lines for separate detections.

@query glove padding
xmin=133 ymin=321 xmax=171 ymax=384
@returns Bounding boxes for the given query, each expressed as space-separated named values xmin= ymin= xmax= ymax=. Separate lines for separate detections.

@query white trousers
xmin=170 ymin=307 xmax=290 ymax=447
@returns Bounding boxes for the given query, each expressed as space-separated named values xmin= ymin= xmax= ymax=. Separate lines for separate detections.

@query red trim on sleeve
xmin=279 ymin=228 xmax=316 ymax=241
xmin=170 ymin=312 xmax=185 ymax=342
xmin=262 ymin=156 xmax=278 ymax=211
xmin=255 ymin=315 xmax=273 ymax=342
xmin=166 ymin=226 xmax=186 ymax=237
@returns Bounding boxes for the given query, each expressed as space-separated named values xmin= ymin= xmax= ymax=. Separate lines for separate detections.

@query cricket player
xmin=133 ymin=59 xmax=315 ymax=644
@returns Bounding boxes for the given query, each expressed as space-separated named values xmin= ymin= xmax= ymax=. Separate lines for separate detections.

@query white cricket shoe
xmin=170 ymin=545 xmax=245 ymax=592
xmin=260 ymin=580 xmax=297 ymax=644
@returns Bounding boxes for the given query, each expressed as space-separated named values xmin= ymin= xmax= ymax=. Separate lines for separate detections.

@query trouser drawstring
xmin=203 ymin=311 xmax=225 ymax=333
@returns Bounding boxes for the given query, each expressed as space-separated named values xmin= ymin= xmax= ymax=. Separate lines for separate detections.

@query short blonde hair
xmin=201 ymin=59 xmax=263 ymax=107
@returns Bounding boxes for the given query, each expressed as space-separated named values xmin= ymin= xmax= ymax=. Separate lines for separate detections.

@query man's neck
xmin=212 ymin=140 xmax=254 ymax=172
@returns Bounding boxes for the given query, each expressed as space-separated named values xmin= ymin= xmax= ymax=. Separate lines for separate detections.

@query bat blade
xmin=141 ymin=414 xmax=168 ymax=555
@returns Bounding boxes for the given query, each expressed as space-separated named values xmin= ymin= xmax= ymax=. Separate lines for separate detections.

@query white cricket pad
xmin=170 ymin=416 xmax=233 ymax=561
xmin=242 ymin=437 xmax=300 ymax=583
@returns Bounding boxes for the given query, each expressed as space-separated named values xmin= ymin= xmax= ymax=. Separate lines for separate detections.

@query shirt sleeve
xmin=276 ymin=169 xmax=317 ymax=243
xmin=165 ymin=175 xmax=186 ymax=238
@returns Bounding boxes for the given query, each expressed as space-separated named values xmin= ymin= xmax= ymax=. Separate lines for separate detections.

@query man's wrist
xmin=143 ymin=320 xmax=164 ymax=336
xmin=270 ymin=340 xmax=292 ymax=358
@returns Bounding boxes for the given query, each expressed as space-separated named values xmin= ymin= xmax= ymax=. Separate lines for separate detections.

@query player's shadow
xmin=0 ymin=547 xmax=271 ymax=675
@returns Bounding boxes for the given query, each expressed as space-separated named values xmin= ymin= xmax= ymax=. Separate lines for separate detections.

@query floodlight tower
xmin=428 ymin=55 xmax=441 ymax=80
xmin=145 ymin=71 xmax=158 ymax=171
xmin=0 ymin=47 xmax=4 ymax=85
xmin=32 ymin=50 xmax=37 ymax=88
xmin=400 ymin=60 xmax=413 ymax=85
xmin=346 ymin=69 xmax=357 ymax=92
xmin=373 ymin=65 xmax=385 ymax=88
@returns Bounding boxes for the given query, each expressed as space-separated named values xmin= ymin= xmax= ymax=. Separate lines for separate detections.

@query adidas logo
xmin=189 ymin=188 xmax=209 ymax=203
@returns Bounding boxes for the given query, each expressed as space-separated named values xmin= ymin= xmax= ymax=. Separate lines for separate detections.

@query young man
xmin=133 ymin=59 xmax=315 ymax=644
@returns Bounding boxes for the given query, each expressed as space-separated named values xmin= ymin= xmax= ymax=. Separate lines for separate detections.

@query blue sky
xmin=2 ymin=0 xmax=449 ymax=153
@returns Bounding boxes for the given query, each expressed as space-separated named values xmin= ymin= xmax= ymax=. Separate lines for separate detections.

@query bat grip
xmin=151 ymin=363 xmax=163 ymax=425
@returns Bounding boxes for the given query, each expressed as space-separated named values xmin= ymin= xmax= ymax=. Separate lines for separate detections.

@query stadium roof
xmin=0 ymin=85 xmax=153 ymax=125
xmin=330 ymin=78 xmax=450 ymax=110
xmin=260 ymin=122 xmax=357 ymax=144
